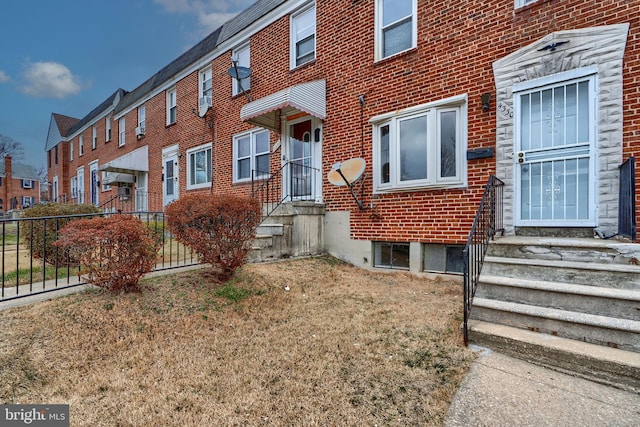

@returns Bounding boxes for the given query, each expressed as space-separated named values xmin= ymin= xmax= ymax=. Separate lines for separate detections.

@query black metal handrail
xmin=618 ymin=157 xmax=636 ymax=241
xmin=251 ymin=162 xmax=319 ymax=220
xmin=462 ymin=175 xmax=504 ymax=345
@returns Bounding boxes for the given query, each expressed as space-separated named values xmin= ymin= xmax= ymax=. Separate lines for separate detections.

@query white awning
xmin=99 ymin=146 xmax=148 ymax=174
xmin=240 ymin=79 xmax=326 ymax=131
xmin=102 ymin=172 xmax=135 ymax=185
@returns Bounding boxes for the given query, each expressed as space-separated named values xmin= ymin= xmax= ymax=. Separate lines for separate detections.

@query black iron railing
xmin=618 ymin=157 xmax=636 ymax=241
xmin=462 ymin=175 xmax=504 ymax=345
xmin=252 ymin=162 xmax=319 ymax=220
xmin=0 ymin=210 xmax=197 ymax=302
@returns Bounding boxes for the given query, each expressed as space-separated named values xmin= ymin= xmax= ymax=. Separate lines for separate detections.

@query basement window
xmin=373 ymin=242 xmax=410 ymax=270
xmin=423 ymin=244 xmax=465 ymax=274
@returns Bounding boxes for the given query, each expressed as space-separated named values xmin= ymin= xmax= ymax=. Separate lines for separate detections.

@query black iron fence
xmin=50 ymin=191 xmax=164 ymax=213
xmin=618 ymin=157 xmax=636 ymax=241
xmin=0 ymin=211 xmax=197 ymax=302
xmin=252 ymin=161 xmax=320 ymax=220
xmin=462 ymin=175 xmax=504 ymax=345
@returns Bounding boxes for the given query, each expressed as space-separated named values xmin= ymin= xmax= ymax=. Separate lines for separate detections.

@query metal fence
xmin=0 ymin=211 xmax=198 ymax=302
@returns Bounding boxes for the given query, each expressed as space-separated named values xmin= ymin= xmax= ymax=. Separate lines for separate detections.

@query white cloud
xmin=0 ymin=70 xmax=9 ymax=83
xmin=154 ymin=0 xmax=253 ymax=35
xmin=19 ymin=61 xmax=84 ymax=99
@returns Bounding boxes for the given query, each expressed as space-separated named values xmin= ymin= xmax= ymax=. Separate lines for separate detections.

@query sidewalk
xmin=446 ymin=346 xmax=640 ymax=426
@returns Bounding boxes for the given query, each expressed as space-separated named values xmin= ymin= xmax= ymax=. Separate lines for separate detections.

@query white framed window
xmin=232 ymin=44 xmax=250 ymax=96
xmin=138 ymin=106 xmax=146 ymax=135
xmin=21 ymin=179 xmax=33 ymax=189
xmin=106 ymin=116 xmax=112 ymax=141
xmin=119 ymin=117 xmax=126 ymax=147
xmin=515 ymin=0 xmax=540 ymax=8
xmin=167 ymin=88 xmax=177 ymax=125
xmin=21 ymin=196 xmax=34 ymax=208
xmin=186 ymin=143 xmax=212 ymax=190
xmin=92 ymin=125 xmax=97 ymax=149
xmin=199 ymin=68 xmax=212 ymax=106
xmin=373 ymin=242 xmax=410 ymax=270
xmin=233 ymin=129 xmax=270 ymax=183
xmin=372 ymin=95 xmax=467 ymax=192
xmin=290 ymin=5 xmax=316 ymax=68
xmin=71 ymin=176 xmax=78 ymax=198
xmin=70 ymin=140 xmax=74 ymax=161
xmin=375 ymin=0 xmax=417 ymax=60
xmin=101 ymin=172 xmax=111 ymax=192
xmin=79 ymin=135 xmax=84 ymax=156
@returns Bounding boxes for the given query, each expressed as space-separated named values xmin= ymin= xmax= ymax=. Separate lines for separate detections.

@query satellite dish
xmin=227 ymin=66 xmax=252 ymax=80
xmin=198 ymin=102 xmax=209 ymax=118
xmin=327 ymin=157 xmax=366 ymax=186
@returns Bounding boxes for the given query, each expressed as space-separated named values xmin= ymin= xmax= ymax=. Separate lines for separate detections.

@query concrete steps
xmin=469 ymin=236 xmax=640 ymax=389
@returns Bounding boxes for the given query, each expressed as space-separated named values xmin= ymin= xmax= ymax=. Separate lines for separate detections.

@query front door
xmin=162 ymin=146 xmax=179 ymax=207
xmin=77 ymin=167 xmax=85 ymax=204
xmin=89 ymin=161 xmax=99 ymax=206
xmin=287 ymin=117 xmax=321 ymax=201
xmin=515 ymin=74 xmax=596 ymax=226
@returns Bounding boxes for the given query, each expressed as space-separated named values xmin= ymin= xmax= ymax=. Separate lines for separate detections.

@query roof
xmin=0 ymin=159 xmax=40 ymax=181
xmin=67 ymin=89 xmax=127 ymax=137
xmin=52 ymin=113 xmax=79 ymax=138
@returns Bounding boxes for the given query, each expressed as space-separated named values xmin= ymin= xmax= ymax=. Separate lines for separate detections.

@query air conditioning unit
xmin=118 ymin=186 xmax=131 ymax=197
xmin=199 ymin=96 xmax=212 ymax=109
xmin=135 ymin=125 xmax=145 ymax=137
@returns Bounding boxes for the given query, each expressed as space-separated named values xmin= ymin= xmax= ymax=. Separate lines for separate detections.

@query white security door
xmin=77 ymin=167 xmax=85 ymax=204
xmin=89 ymin=161 xmax=99 ymax=206
xmin=287 ymin=117 xmax=321 ymax=201
xmin=162 ymin=146 xmax=179 ymax=207
xmin=516 ymin=74 xmax=596 ymax=226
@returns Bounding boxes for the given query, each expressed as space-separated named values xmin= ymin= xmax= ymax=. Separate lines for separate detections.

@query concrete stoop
xmin=470 ymin=236 xmax=640 ymax=390
xmin=249 ymin=201 xmax=325 ymax=263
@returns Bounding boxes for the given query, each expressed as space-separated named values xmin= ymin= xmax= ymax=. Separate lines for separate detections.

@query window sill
xmin=166 ymin=122 xmax=176 ymax=129
xmin=289 ymin=59 xmax=316 ymax=73
xmin=374 ymin=182 xmax=467 ymax=194
xmin=374 ymin=47 xmax=418 ymax=66
xmin=515 ymin=0 xmax=549 ymax=13
xmin=232 ymin=88 xmax=251 ymax=100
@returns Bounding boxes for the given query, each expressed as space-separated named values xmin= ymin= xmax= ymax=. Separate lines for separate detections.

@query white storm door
xmin=516 ymin=74 xmax=596 ymax=226
xmin=286 ymin=117 xmax=321 ymax=202
xmin=89 ymin=161 xmax=99 ymax=206
xmin=163 ymin=146 xmax=179 ymax=207
xmin=77 ymin=167 xmax=85 ymax=204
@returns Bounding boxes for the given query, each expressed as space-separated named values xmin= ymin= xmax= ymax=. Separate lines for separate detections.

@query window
xmin=48 ymin=150 xmax=51 ymax=168
xmin=138 ymin=106 xmax=146 ymax=135
xmin=186 ymin=143 xmax=212 ymax=189
xmin=423 ymin=244 xmax=465 ymax=274
xmin=22 ymin=179 xmax=33 ymax=189
xmin=78 ymin=136 xmax=83 ymax=156
xmin=119 ymin=117 xmax=126 ymax=147
xmin=0 ymin=177 xmax=2 ymax=187
xmin=375 ymin=0 xmax=417 ymax=60
xmin=232 ymin=45 xmax=250 ymax=96
xmin=106 ymin=116 xmax=112 ymax=141
xmin=70 ymin=140 xmax=74 ymax=161
xmin=199 ymin=68 xmax=212 ymax=106
xmin=373 ymin=242 xmax=410 ymax=270
xmin=92 ymin=125 xmax=97 ymax=150
xmin=101 ymin=172 xmax=111 ymax=192
xmin=233 ymin=129 xmax=270 ymax=182
xmin=167 ymin=88 xmax=177 ymax=125
xmin=71 ymin=176 xmax=78 ymax=198
xmin=291 ymin=5 xmax=316 ymax=68
xmin=55 ymin=145 xmax=59 ymax=164
xmin=21 ymin=196 xmax=34 ymax=208
xmin=373 ymin=96 xmax=467 ymax=192
xmin=515 ymin=0 xmax=539 ymax=8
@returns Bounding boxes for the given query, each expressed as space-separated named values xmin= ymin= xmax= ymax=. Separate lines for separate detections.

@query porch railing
xmin=618 ymin=157 xmax=636 ymax=241
xmin=462 ymin=175 xmax=504 ymax=345
xmin=0 ymin=210 xmax=197 ymax=302
xmin=251 ymin=162 xmax=320 ymax=220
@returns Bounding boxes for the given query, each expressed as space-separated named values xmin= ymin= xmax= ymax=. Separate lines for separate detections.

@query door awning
xmin=99 ymin=146 xmax=148 ymax=174
xmin=240 ymin=79 xmax=326 ymax=131
xmin=102 ymin=172 xmax=135 ymax=185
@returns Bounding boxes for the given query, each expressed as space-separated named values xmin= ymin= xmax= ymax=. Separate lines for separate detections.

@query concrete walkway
xmin=446 ymin=346 xmax=640 ymax=427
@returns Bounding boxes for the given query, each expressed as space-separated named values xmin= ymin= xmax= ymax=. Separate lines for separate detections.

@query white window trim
xmin=106 ymin=116 xmax=112 ymax=141
xmin=79 ymin=135 xmax=84 ymax=156
xmin=138 ymin=106 xmax=146 ymax=133
xmin=232 ymin=44 xmax=250 ymax=96
xmin=233 ymin=128 xmax=271 ymax=183
xmin=70 ymin=140 xmax=74 ymax=161
xmin=167 ymin=88 xmax=177 ymax=125
xmin=92 ymin=125 xmax=97 ymax=149
xmin=22 ymin=179 xmax=33 ymax=189
xmin=119 ymin=117 xmax=126 ymax=147
xmin=71 ymin=176 xmax=78 ymax=198
xmin=515 ymin=0 xmax=540 ymax=9
xmin=101 ymin=172 xmax=111 ymax=192
xmin=371 ymin=95 xmax=467 ymax=193
xmin=186 ymin=143 xmax=212 ymax=190
xmin=199 ymin=67 xmax=212 ymax=100
xmin=374 ymin=0 xmax=417 ymax=61
xmin=290 ymin=3 xmax=316 ymax=69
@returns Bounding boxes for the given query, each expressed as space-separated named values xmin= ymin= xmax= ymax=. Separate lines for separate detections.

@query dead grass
xmin=0 ymin=256 xmax=474 ymax=426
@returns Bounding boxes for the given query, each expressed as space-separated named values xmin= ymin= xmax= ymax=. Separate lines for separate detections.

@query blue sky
xmin=0 ymin=0 xmax=255 ymax=171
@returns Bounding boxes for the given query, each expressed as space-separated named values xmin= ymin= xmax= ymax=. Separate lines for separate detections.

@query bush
xmin=165 ymin=194 xmax=261 ymax=282
xmin=22 ymin=203 xmax=102 ymax=266
xmin=54 ymin=215 xmax=161 ymax=294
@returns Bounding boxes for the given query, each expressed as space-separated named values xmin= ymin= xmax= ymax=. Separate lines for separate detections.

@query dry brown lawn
xmin=0 ymin=256 xmax=474 ymax=426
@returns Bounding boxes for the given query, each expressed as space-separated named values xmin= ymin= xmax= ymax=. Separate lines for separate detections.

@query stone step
xmin=467 ymin=320 xmax=640 ymax=393
xmin=256 ymin=223 xmax=284 ymax=236
xmin=488 ymin=236 xmax=640 ymax=266
xmin=477 ymin=275 xmax=640 ymax=321
xmin=252 ymin=234 xmax=273 ymax=249
xmin=470 ymin=298 xmax=640 ymax=352
xmin=482 ymin=256 xmax=640 ymax=289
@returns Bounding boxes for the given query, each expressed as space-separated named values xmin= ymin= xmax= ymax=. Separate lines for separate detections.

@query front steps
xmin=249 ymin=201 xmax=325 ymax=263
xmin=469 ymin=236 xmax=640 ymax=391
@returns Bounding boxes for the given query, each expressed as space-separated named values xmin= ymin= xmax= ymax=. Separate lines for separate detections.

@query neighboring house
xmin=0 ymin=156 xmax=41 ymax=211
xmin=45 ymin=0 xmax=639 ymax=273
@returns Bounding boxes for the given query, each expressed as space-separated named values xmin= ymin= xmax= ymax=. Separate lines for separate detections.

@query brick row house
xmin=0 ymin=156 xmax=40 ymax=212
xmin=46 ymin=0 xmax=639 ymax=274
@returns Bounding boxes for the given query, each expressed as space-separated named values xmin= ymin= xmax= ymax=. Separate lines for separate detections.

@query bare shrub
xmin=165 ymin=193 xmax=261 ymax=282
xmin=54 ymin=215 xmax=161 ymax=293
